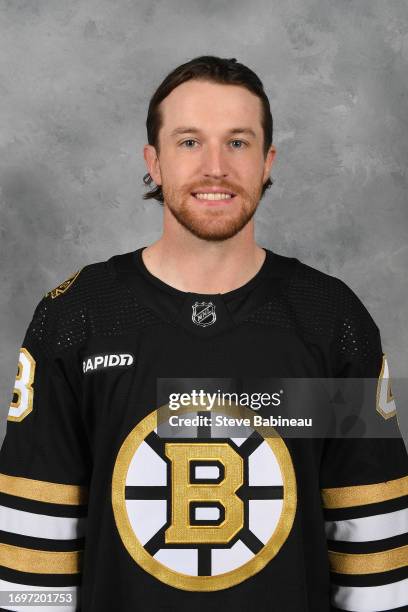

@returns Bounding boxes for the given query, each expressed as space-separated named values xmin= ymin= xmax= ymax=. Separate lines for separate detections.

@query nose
xmin=201 ymin=142 xmax=229 ymax=179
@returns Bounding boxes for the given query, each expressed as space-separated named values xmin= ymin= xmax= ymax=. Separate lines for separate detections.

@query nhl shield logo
xmin=192 ymin=301 xmax=216 ymax=327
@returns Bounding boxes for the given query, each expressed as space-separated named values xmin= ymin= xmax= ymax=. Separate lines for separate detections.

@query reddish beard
xmin=162 ymin=182 xmax=263 ymax=242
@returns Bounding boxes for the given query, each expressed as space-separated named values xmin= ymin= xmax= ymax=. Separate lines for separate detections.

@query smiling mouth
xmin=191 ymin=192 xmax=237 ymax=201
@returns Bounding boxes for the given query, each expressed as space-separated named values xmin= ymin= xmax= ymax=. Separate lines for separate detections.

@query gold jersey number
xmin=376 ymin=354 xmax=397 ymax=420
xmin=8 ymin=348 xmax=36 ymax=422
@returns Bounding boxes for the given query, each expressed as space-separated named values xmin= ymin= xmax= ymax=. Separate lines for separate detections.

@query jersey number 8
xmin=8 ymin=348 xmax=36 ymax=422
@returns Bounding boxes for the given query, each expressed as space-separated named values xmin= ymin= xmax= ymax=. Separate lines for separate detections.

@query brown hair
xmin=143 ymin=55 xmax=274 ymax=204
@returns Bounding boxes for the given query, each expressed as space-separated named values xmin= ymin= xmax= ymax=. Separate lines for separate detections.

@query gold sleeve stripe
xmin=321 ymin=475 xmax=408 ymax=509
xmin=328 ymin=544 xmax=408 ymax=575
xmin=0 ymin=543 xmax=82 ymax=574
xmin=0 ymin=473 xmax=88 ymax=505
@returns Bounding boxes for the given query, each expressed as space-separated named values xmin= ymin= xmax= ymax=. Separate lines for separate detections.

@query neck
xmin=141 ymin=221 xmax=266 ymax=295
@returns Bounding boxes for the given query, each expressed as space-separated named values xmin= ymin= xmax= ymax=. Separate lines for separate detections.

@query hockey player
xmin=1 ymin=56 xmax=407 ymax=611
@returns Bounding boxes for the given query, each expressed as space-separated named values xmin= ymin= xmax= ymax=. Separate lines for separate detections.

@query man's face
xmin=145 ymin=79 xmax=276 ymax=242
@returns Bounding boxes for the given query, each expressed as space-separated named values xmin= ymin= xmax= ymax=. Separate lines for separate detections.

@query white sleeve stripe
xmin=332 ymin=577 xmax=408 ymax=611
xmin=325 ymin=507 xmax=408 ymax=542
xmin=0 ymin=578 xmax=79 ymax=611
xmin=0 ymin=505 xmax=86 ymax=540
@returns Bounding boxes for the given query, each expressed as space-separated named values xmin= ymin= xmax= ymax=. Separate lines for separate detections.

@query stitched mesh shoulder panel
xmin=244 ymin=260 xmax=380 ymax=372
xmin=27 ymin=261 xmax=161 ymax=359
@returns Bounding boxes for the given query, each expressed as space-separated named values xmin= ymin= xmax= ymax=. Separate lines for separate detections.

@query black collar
xmin=108 ymin=247 xmax=299 ymax=338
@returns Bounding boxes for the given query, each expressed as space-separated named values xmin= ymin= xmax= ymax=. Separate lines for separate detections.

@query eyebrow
xmin=169 ymin=126 xmax=257 ymax=139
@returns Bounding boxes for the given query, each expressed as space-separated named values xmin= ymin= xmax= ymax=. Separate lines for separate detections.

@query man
xmin=0 ymin=56 xmax=407 ymax=612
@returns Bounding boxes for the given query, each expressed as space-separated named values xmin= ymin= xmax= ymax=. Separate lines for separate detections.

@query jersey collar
xmin=108 ymin=247 xmax=299 ymax=338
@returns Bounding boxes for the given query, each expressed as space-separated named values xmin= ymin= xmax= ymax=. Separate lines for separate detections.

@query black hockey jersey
xmin=0 ymin=247 xmax=407 ymax=612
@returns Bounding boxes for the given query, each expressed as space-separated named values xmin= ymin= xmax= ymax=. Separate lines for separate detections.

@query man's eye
xmin=181 ymin=139 xmax=197 ymax=148
xmin=230 ymin=140 xmax=247 ymax=148
xmin=180 ymin=139 xmax=247 ymax=149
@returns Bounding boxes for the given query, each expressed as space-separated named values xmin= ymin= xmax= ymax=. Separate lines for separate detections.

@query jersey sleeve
xmin=0 ymin=295 xmax=91 ymax=610
xmin=320 ymin=280 xmax=408 ymax=612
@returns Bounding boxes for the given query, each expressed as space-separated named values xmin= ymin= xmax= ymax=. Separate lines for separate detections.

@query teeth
xmin=194 ymin=193 xmax=233 ymax=200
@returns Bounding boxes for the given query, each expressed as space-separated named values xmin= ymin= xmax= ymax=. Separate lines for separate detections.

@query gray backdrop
xmin=1 ymin=0 xmax=407 ymax=446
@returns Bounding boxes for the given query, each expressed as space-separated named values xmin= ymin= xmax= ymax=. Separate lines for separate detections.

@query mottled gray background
xmin=1 ymin=0 xmax=407 ymax=446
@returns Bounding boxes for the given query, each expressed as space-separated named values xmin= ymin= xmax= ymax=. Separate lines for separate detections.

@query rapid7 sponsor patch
xmin=83 ymin=353 xmax=134 ymax=373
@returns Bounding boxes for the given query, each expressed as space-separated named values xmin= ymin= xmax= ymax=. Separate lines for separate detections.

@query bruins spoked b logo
xmin=112 ymin=405 xmax=297 ymax=591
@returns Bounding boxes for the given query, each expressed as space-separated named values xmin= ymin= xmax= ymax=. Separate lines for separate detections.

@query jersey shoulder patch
xmin=45 ymin=269 xmax=82 ymax=299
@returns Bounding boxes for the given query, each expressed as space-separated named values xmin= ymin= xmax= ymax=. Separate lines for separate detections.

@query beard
xmin=161 ymin=179 xmax=265 ymax=242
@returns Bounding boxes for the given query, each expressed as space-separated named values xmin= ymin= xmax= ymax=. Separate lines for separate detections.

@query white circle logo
xmin=112 ymin=404 xmax=297 ymax=591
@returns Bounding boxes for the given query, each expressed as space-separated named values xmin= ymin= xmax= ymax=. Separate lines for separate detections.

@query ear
xmin=262 ymin=145 xmax=276 ymax=184
xmin=143 ymin=144 xmax=162 ymax=186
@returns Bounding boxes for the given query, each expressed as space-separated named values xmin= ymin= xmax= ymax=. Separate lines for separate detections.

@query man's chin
xmin=167 ymin=204 xmax=257 ymax=242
